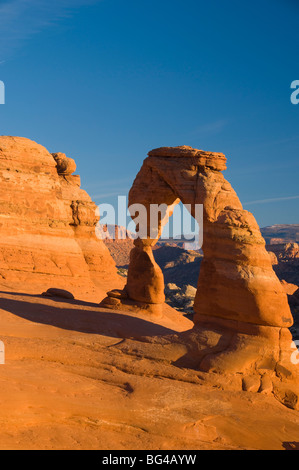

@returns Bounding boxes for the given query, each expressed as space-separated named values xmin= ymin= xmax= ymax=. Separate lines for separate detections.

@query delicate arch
xmin=126 ymin=146 xmax=292 ymax=330
xmin=101 ymin=146 xmax=298 ymax=391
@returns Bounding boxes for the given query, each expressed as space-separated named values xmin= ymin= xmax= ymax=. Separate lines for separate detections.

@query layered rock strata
xmin=0 ymin=136 xmax=118 ymax=299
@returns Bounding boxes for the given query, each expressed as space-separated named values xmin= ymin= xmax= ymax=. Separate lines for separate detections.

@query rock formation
xmin=102 ymin=145 xmax=299 ymax=408
xmin=261 ymin=225 xmax=299 ymax=245
xmin=165 ymin=282 xmax=197 ymax=315
xmin=267 ymin=243 xmax=299 ymax=286
xmin=0 ymin=136 xmax=119 ymax=300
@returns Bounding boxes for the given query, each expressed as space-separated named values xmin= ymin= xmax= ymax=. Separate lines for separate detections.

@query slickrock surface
xmin=104 ymin=146 xmax=299 ymax=407
xmin=0 ymin=291 xmax=299 ymax=450
xmin=0 ymin=137 xmax=120 ymax=301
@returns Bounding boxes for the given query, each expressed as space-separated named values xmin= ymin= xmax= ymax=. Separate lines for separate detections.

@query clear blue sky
xmin=0 ymin=0 xmax=298 ymax=228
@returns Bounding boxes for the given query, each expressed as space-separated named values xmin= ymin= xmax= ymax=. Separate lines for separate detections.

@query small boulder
xmin=42 ymin=288 xmax=75 ymax=300
xmin=99 ymin=297 xmax=121 ymax=309
xmin=242 ymin=375 xmax=261 ymax=393
xmin=52 ymin=152 xmax=77 ymax=175
xmin=107 ymin=289 xmax=128 ymax=300
xmin=259 ymin=375 xmax=273 ymax=395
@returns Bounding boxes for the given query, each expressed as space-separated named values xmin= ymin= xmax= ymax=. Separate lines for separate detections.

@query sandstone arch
xmin=102 ymin=146 xmax=299 ymax=399
xmin=126 ymin=146 xmax=292 ymax=327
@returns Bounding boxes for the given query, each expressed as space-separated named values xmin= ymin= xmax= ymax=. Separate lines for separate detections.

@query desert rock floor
xmin=0 ymin=290 xmax=299 ymax=450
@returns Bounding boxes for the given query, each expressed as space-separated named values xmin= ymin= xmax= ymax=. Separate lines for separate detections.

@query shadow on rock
xmin=0 ymin=294 xmax=177 ymax=339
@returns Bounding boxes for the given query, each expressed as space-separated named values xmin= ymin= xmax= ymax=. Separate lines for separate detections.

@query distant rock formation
xmin=153 ymin=245 xmax=202 ymax=288
xmin=0 ymin=137 xmax=118 ymax=299
xmin=102 ymin=145 xmax=299 ymax=408
xmin=261 ymin=225 xmax=299 ymax=245
xmin=267 ymin=243 xmax=299 ymax=286
xmin=101 ymin=224 xmax=193 ymax=268
xmin=165 ymin=283 xmax=197 ymax=315
xmin=268 ymin=242 xmax=299 ymax=261
xmin=100 ymin=225 xmax=135 ymax=268
xmin=97 ymin=224 xmax=136 ymax=242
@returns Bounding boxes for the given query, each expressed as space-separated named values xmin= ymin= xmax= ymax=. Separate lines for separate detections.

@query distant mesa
xmin=261 ymin=225 xmax=299 ymax=245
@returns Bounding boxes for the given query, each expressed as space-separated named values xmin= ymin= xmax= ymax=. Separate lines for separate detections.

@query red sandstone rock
xmin=281 ymin=280 xmax=298 ymax=296
xmin=126 ymin=244 xmax=165 ymax=304
xmin=0 ymin=136 xmax=119 ymax=300
xmin=42 ymin=288 xmax=75 ymax=299
xmin=127 ymin=146 xmax=292 ymax=327
xmin=148 ymin=145 xmax=227 ymax=171
xmin=104 ymin=145 xmax=298 ymax=407
xmin=268 ymin=251 xmax=278 ymax=265
xmin=52 ymin=152 xmax=77 ymax=175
